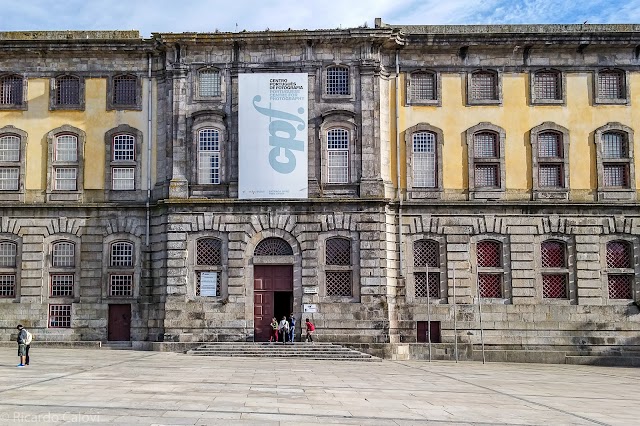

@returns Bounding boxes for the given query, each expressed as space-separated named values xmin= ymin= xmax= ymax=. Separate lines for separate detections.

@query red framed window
xmin=477 ymin=240 xmax=503 ymax=298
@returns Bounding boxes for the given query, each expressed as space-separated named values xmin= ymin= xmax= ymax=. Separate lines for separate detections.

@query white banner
xmin=238 ymin=73 xmax=308 ymax=199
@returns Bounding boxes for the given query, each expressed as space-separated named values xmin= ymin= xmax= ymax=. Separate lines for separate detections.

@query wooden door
xmin=108 ymin=304 xmax=131 ymax=341
xmin=254 ymin=265 xmax=293 ymax=341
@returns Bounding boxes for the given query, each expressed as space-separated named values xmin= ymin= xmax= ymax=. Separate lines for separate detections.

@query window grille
xmin=54 ymin=167 xmax=77 ymax=191
xmin=414 ymin=239 xmax=439 ymax=267
xmin=327 ymin=128 xmax=349 ymax=184
xmin=326 ymin=238 xmax=351 ymax=265
xmin=113 ymin=134 xmax=135 ymax=161
xmin=196 ymin=238 xmax=222 ymax=265
xmin=55 ymin=135 xmax=78 ymax=162
xmin=598 ymin=71 xmax=624 ymax=99
xmin=0 ymin=274 xmax=15 ymax=297
xmin=474 ymin=133 xmax=497 ymax=158
xmin=471 ymin=72 xmax=497 ymax=100
xmin=539 ymin=164 xmax=563 ymax=187
xmin=326 ymin=66 xmax=349 ymax=95
xmin=0 ymin=75 xmax=23 ymax=105
xmin=254 ymin=237 xmax=293 ymax=256
xmin=198 ymin=129 xmax=220 ymax=184
xmin=49 ymin=304 xmax=71 ymax=328
xmin=55 ymin=76 xmax=80 ymax=105
xmin=602 ymin=132 xmax=627 ymax=159
xmin=478 ymin=274 xmax=502 ymax=298
xmin=541 ymin=241 xmax=566 ymax=268
xmin=412 ymin=132 xmax=436 ymax=188
xmin=326 ymin=271 xmax=352 ymax=296
xmin=608 ymin=274 xmax=633 ymax=299
xmin=603 ymin=164 xmax=628 ymax=187
xmin=113 ymin=75 xmax=137 ymax=105
xmin=538 ymin=132 xmax=561 ymax=158
xmin=606 ymin=241 xmax=632 ymax=268
xmin=415 ymin=272 xmax=440 ymax=298
xmin=0 ymin=168 xmax=19 ymax=191
xmin=52 ymin=242 xmax=75 ymax=267
xmin=411 ymin=72 xmax=436 ymax=101
xmin=477 ymin=241 xmax=501 ymax=267
xmin=474 ymin=164 xmax=498 ymax=188
xmin=534 ymin=72 xmax=561 ymax=100
xmin=543 ymin=274 xmax=567 ymax=298
xmin=199 ymin=69 xmax=221 ymax=97
xmin=50 ymin=274 xmax=74 ymax=296
xmin=110 ymin=242 xmax=133 ymax=267
xmin=0 ymin=135 xmax=20 ymax=162
xmin=0 ymin=241 xmax=17 ymax=267
xmin=109 ymin=275 xmax=133 ymax=297
xmin=111 ymin=167 xmax=135 ymax=190
xmin=195 ymin=271 xmax=221 ymax=297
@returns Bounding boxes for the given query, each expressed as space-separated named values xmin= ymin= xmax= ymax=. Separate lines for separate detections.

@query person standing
xmin=16 ymin=324 xmax=27 ymax=367
xmin=269 ymin=317 xmax=279 ymax=343
xmin=304 ymin=318 xmax=315 ymax=343
xmin=288 ymin=313 xmax=296 ymax=343
xmin=278 ymin=316 xmax=289 ymax=344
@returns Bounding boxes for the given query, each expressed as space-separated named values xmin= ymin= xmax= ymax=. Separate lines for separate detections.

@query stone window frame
xmin=0 ymin=73 xmax=28 ymax=111
xmin=405 ymin=123 xmax=444 ymax=199
xmin=318 ymin=232 xmax=360 ymax=303
xmin=0 ymin=234 xmax=21 ymax=301
xmin=188 ymin=111 xmax=228 ymax=197
xmin=465 ymin=122 xmax=506 ymax=200
xmin=44 ymin=235 xmax=81 ymax=303
xmin=49 ymin=74 xmax=85 ymax=111
xmin=187 ymin=232 xmax=229 ymax=301
xmin=594 ymin=68 xmax=629 ymax=105
xmin=470 ymin=235 xmax=512 ymax=304
xmin=406 ymin=70 xmax=441 ymax=106
xmin=594 ymin=122 xmax=636 ymax=201
xmin=106 ymin=73 xmax=143 ymax=111
xmin=405 ymin=234 xmax=448 ymax=304
xmin=530 ymin=69 xmax=565 ymax=105
xmin=0 ymin=125 xmax=27 ymax=202
xmin=192 ymin=66 xmax=225 ymax=102
xmin=534 ymin=235 xmax=576 ymax=304
xmin=319 ymin=110 xmax=360 ymax=196
xmin=45 ymin=125 xmax=85 ymax=202
xmin=104 ymin=125 xmax=143 ymax=201
xmin=466 ymin=69 xmax=502 ymax=106
xmin=530 ymin=122 xmax=570 ymax=200
xmin=322 ymin=64 xmax=354 ymax=101
xmin=600 ymin=235 xmax=639 ymax=304
xmin=102 ymin=234 xmax=142 ymax=300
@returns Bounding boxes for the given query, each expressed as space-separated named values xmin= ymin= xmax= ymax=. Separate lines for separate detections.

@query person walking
xmin=16 ymin=324 xmax=28 ymax=367
xmin=288 ymin=313 xmax=296 ymax=343
xmin=278 ymin=316 xmax=289 ymax=344
xmin=269 ymin=317 xmax=278 ymax=343
xmin=304 ymin=318 xmax=315 ymax=343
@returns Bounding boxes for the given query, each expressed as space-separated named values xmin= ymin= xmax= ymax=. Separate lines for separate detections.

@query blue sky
xmin=1 ymin=0 xmax=638 ymax=36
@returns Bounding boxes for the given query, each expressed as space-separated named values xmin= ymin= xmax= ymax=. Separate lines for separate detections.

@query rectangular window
xmin=56 ymin=77 xmax=80 ymax=106
xmin=54 ymin=167 xmax=77 ymax=191
xmin=0 ymin=168 xmax=19 ymax=191
xmin=109 ymin=275 xmax=133 ymax=297
xmin=113 ymin=76 xmax=137 ymax=106
xmin=112 ymin=167 xmax=135 ymax=190
xmin=326 ymin=67 xmax=349 ymax=95
xmin=0 ymin=135 xmax=20 ymax=161
xmin=603 ymin=164 xmax=628 ymax=187
xmin=328 ymin=151 xmax=349 ymax=184
xmin=542 ymin=274 xmax=567 ymax=299
xmin=539 ymin=164 xmax=563 ymax=188
xmin=411 ymin=73 xmax=436 ymax=101
xmin=49 ymin=304 xmax=71 ymax=328
xmin=198 ymin=152 xmax=220 ymax=184
xmin=471 ymin=73 xmax=497 ymax=100
xmin=608 ymin=274 xmax=633 ymax=299
xmin=602 ymin=133 xmax=626 ymax=158
xmin=478 ymin=273 xmax=502 ymax=298
xmin=474 ymin=133 xmax=497 ymax=158
xmin=0 ymin=274 xmax=15 ymax=297
xmin=534 ymin=72 xmax=560 ymax=100
xmin=326 ymin=271 xmax=352 ymax=296
xmin=413 ymin=133 xmax=436 ymax=188
xmin=50 ymin=274 xmax=74 ymax=297
xmin=414 ymin=272 xmax=440 ymax=298
xmin=474 ymin=164 xmax=498 ymax=188
xmin=538 ymin=133 xmax=561 ymax=158
xmin=0 ymin=76 xmax=23 ymax=105
xmin=199 ymin=70 xmax=221 ymax=97
xmin=0 ymin=243 xmax=16 ymax=267
xmin=599 ymin=72 xmax=624 ymax=99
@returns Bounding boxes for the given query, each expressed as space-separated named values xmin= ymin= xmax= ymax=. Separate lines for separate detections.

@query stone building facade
xmin=0 ymin=21 xmax=639 ymax=361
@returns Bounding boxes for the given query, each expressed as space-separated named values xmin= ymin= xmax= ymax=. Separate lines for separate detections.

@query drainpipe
xmin=395 ymin=50 xmax=404 ymax=276
xmin=146 ymin=53 xmax=153 ymax=247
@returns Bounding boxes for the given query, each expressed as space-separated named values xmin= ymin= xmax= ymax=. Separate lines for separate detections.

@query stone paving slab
xmin=0 ymin=348 xmax=637 ymax=425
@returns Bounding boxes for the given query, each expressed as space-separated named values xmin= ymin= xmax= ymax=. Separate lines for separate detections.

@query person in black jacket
xmin=16 ymin=324 xmax=27 ymax=367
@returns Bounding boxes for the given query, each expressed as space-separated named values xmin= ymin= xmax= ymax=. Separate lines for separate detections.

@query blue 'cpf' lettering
xmin=253 ymin=95 xmax=305 ymax=174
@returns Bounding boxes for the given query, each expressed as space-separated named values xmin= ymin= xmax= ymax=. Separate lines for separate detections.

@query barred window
xmin=52 ymin=241 xmax=75 ymax=267
xmin=49 ymin=304 xmax=71 ymax=328
xmin=477 ymin=240 xmax=503 ymax=298
xmin=541 ymin=240 xmax=568 ymax=299
xmin=113 ymin=75 xmax=137 ymax=106
xmin=0 ymin=134 xmax=20 ymax=162
xmin=326 ymin=66 xmax=349 ymax=95
xmin=534 ymin=71 xmax=561 ymax=100
xmin=198 ymin=129 xmax=220 ymax=184
xmin=55 ymin=135 xmax=78 ymax=162
xmin=539 ymin=164 xmax=563 ymax=188
xmin=478 ymin=274 xmax=502 ymax=298
xmin=606 ymin=241 xmax=632 ymax=269
xmin=0 ymin=241 xmax=17 ymax=267
xmin=327 ymin=128 xmax=349 ymax=184
xmin=198 ymin=69 xmax=221 ymax=97
xmin=54 ymin=167 xmax=77 ymax=191
xmin=50 ymin=274 xmax=74 ymax=297
xmin=0 ymin=240 xmax=17 ymax=298
xmin=254 ymin=237 xmax=292 ymax=256
xmin=474 ymin=164 xmax=498 ymax=188
xmin=110 ymin=242 xmax=133 ymax=267
xmin=414 ymin=239 xmax=439 ymax=268
xmin=113 ymin=134 xmax=135 ymax=161
xmin=413 ymin=239 xmax=442 ymax=300
xmin=0 ymin=274 xmax=15 ymax=298
xmin=0 ymin=168 xmax=19 ymax=191
xmin=410 ymin=72 xmax=436 ymax=101
xmin=326 ymin=238 xmax=351 ymax=265
xmin=325 ymin=237 xmax=353 ymax=297
xmin=595 ymin=125 xmax=634 ymax=198
xmin=606 ymin=240 xmax=634 ymax=300
xmin=55 ymin=75 xmax=80 ymax=106
xmin=603 ymin=165 xmax=629 ymax=187
xmin=470 ymin=71 xmax=498 ymax=101
xmin=412 ymin=132 xmax=437 ymax=188
xmin=326 ymin=271 xmax=352 ymax=296
xmin=197 ymin=238 xmax=222 ymax=265
xmin=0 ymin=75 xmax=23 ymax=105
xmin=477 ymin=241 xmax=501 ymax=267
xmin=474 ymin=133 xmax=497 ymax=158
xmin=538 ymin=132 xmax=561 ymax=158
xmin=598 ymin=70 xmax=624 ymax=100
xmin=109 ymin=275 xmax=133 ymax=297
xmin=602 ymin=132 xmax=627 ymax=159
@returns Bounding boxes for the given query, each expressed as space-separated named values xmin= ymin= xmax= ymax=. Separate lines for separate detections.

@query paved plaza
xmin=0 ymin=348 xmax=637 ymax=425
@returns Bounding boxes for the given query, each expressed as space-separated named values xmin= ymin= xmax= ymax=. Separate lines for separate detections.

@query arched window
xmin=413 ymin=239 xmax=441 ymax=298
xmin=0 ymin=74 xmax=23 ymax=106
xmin=195 ymin=238 xmax=222 ymax=296
xmin=541 ymin=240 xmax=568 ymax=299
xmin=327 ymin=128 xmax=349 ymax=184
xmin=53 ymin=134 xmax=78 ymax=191
xmin=198 ymin=129 xmax=220 ymax=184
xmin=198 ymin=69 xmax=221 ymax=98
xmin=466 ymin=123 xmax=506 ymax=199
xmin=254 ymin=237 xmax=292 ymax=256
xmin=476 ymin=240 xmax=503 ymax=298
xmin=594 ymin=124 xmax=635 ymax=200
xmin=0 ymin=133 xmax=21 ymax=191
xmin=111 ymin=134 xmax=136 ymax=190
xmin=326 ymin=66 xmax=349 ymax=95
xmin=50 ymin=241 xmax=75 ymax=297
xmin=325 ymin=238 xmax=352 ymax=297
xmin=606 ymin=240 xmax=634 ymax=299
xmin=109 ymin=241 xmax=134 ymax=297
xmin=0 ymin=241 xmax=17 ymax=298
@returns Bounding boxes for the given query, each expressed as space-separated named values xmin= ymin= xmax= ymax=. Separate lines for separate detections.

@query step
xmin=186 ymin=342 xmax=380 ymax=361
xmin=565 ymin=356 xmax=640 ymax=367
xmin=101 ymin=341 xmax=133 ymax=350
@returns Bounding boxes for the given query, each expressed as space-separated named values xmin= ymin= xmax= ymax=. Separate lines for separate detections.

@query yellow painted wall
xmin=0 ymin=78 xmax=155 ymax=196
xmin=394 ymin=72 xmax=640 ymax=200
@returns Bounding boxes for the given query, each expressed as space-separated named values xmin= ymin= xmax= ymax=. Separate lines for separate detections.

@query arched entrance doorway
xmin=253 ymin=237 xmax=294 ymax=341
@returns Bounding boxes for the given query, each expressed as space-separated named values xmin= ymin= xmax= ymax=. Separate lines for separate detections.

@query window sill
xmin=530 ymin=99 xmax=565 ymax=106
xmin=594 ymin=98 xmax=629 ymax=105
xmin=406 ymin=99 xmax=441 ymax=107
xmin=0 ymin=103 xmax=27 ymax=111
xmin=466 ymin=99 xmax=502 ymax=106
xmin=533 ymin=190 xmax=569 ymax=200
xmin=469 ymin=189 xmax=504 ymax=200
xmin=408 ymin=189 xmax=443 ymax=200
xmin=50 ymin=104 xmax=85 ymax=111
xmin=597 ymin=189 xmax=636 ymax=201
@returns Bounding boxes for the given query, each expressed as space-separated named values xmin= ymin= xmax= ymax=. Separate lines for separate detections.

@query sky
xmin=1 ymin=0 xmax=638 ymax=36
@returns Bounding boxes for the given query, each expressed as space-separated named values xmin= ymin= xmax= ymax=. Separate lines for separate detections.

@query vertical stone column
xmin=168 ymin=67 xmax=189 ymax=198
xmin=509 ymin=233 xmax=536 ymax=304
xmin=359 ymin=66 xmax=384 ymax=197
xmin=575 ymin=231 xmax=604 ymax=305
xmin=446 ymin=233 xmax=472 ymax=304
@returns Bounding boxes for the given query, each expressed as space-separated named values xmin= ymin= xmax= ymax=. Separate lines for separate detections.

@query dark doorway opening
xmin=108 ymin=304 xmax=131 ymax=341
xmin=253 ymin=265 xmax=293 ymax=341
xmin=274 ymin=291 xmax=293 ymax=325
xmin=417 ymin=321 xmax=441 ymax=343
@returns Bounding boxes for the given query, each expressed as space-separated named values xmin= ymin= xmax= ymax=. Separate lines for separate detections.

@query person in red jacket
xmin=304 ymin=318 xmax=315 ymax=343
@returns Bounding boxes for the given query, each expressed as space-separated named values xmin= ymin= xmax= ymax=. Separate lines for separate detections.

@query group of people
xmin=269 ymin=314 xmax=315 ymax=343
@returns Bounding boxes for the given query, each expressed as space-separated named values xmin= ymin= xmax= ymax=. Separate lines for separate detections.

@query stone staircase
xmin=187 ymin=342 xmax=381 ymax=361
xmin=100 ymin=341 xmax=133 ymax=350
